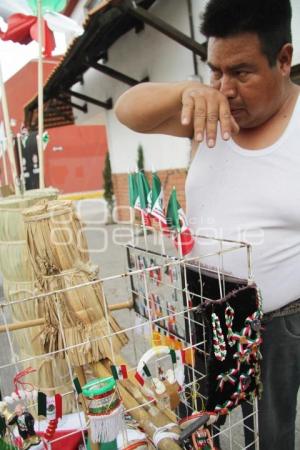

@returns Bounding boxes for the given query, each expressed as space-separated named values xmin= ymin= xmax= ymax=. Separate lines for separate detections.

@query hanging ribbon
xmin=13 ymin=367 xmax=36 ymax=398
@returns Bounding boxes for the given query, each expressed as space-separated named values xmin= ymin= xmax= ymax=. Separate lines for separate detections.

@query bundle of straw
xmin=0 ymin=190 xmax=75 ymax=414
xmin=3 ymin=278 xmax=74 ymax=413
xmin=0 ymin=240 xmax=34 ymax=281
xmin=0 ymin=189 xmax=58 ymax=242
xmin=23 ymin=200 xmax=128 ymax=367
xmin=23 ymin=200 xmax=89 ymax=279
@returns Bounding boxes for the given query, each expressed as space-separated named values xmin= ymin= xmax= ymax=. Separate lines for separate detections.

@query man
xmin=115 ymin=1 xmax=300 ymax=449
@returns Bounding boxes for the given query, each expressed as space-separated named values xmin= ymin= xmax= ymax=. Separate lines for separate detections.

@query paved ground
xmin=0 ymin=198 xmax=299 ymax=449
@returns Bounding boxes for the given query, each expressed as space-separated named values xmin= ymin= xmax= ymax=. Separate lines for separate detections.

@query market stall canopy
xmin=24 ymin=0 xmax=207 ymax=130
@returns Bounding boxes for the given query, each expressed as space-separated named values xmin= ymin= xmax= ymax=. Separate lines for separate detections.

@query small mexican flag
xmin=135 ymin=363 xmax=151 ymax=386
xmin=136 ymin=171 xmax=152 ymax=226
xmin=166 ymin=187 xmax=194 ymax=256
xmin=111 ymin=364 xmax=128 ymax=380
xmin=170 ymin=348 xmax=186 ymax=364
xmin=151 ymin=172 xmax=167 ymax=225
xmin=37 ymin=392 xmax=62 ymax=420
xmin=128 ymin=172 xmax=139 ymax=209
xmin=128 ymin=172 xmax=151 ymax=226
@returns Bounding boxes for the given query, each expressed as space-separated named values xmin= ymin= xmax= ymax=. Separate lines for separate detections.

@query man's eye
xmin=211 ymin=70 xmax=222 ymax=80
xmin=236 ymin=71 xmax=249 ymax=79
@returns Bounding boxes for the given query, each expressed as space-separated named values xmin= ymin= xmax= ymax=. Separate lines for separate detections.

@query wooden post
xmin=0 ymin=299 xmax=133 ymax=334
xmin=0 ymin=140 xmax=8 ymax=185
xmin=0 ymin=62 xmax=19 ymax=194
xmin=17 ymin=134 xmax=25 ymax=193
xmin=37 ymin=0 xmax=45 ymax=189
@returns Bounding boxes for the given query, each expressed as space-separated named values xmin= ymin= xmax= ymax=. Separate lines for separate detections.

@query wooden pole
xmin=0 ymin=299 xmax=133 ymax=334
xmin=37 ymin=0 xmax=45 ymax=189
xmin=0 ymin=140 xmax=8 ymax=185
xmin=17 ymin=133 xmax=25 ymax=193
xmin=103 ymin=358 xmax=177 ymax=424
xmin=0 ymin=62 xmax=20 ymax=194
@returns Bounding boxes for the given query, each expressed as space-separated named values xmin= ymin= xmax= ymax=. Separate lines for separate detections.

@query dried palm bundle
xmin=23 ymin=188 xmax=59 ymax=199
xmin=23 ymin=199 xmax=128 ymax=367
xmin=0 ymin=189 xmax=58 ymax=242
xmin=0 ymin=240 xmax=34 ymax=282
xmin=40 ymin=266 xmax=128 ymax=367
xmin=3 ymin=279 xmax=74 ymax=413
xmin=23 ymin=200 xmax=89 ymax=279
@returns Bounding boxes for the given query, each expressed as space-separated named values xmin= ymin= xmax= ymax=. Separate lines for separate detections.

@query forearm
xmin=115 ymin=81 xmax=196 ymax=134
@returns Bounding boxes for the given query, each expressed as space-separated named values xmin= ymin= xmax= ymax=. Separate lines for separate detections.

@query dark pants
xmin=258 ymin=312 xmax=300 ymax=450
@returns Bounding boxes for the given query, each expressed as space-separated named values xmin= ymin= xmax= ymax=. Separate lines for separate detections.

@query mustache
xmin=229 ymin=104 xmax=244 ymax=111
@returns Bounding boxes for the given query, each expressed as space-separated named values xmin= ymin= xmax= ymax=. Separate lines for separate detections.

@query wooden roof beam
xmin=68 ymin=89 xmax=113 ymax=109
xmin=121 ymin=0 xmax=207 ymax=60
xmin=90 ymin=61 xmax=149 ymax=86
xmin=57 ymin=95 xmax=88 ymax=113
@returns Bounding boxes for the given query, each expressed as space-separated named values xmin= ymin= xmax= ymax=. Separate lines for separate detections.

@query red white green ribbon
xmin=211 ymin=313 xmax=227 ymax=361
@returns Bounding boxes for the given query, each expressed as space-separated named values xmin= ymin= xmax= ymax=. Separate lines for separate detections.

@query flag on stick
xmin=111 ymin=364 xmax=128 ymax=380
xmin=128 ymin=172 xmax=139 ymax=209
xmin=73 ymin=377 xmax=82 ymax=395
xmin=135 ymin=363 xmax=151 ymax=386
xmin=151 ymin=172 xmax=167 ymax=225
xmin=136 ymin=171 xmax=152 ymax=227
xmin=166 ymin=187 xmax=194 ymax=255
xmin=38 ymin=392 xmax=62 ymax=419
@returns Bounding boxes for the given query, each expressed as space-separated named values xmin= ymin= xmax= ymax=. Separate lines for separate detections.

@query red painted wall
xmin=0 ymin=59 xmax=107 ymax=193
xmin=45 ymin=125 xmax=107 ymax=193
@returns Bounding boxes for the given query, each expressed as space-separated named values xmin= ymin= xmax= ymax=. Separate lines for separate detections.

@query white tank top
xmin=186 ymin=95 xmax=300 ymax=313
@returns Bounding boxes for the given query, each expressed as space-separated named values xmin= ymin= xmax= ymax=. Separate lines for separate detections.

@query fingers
xmin=181 ymin=94 xmax=195 ymax=126
xmin=219 ymin=101 xmax=233 ymax=141
xmin=193 ymin=96 xmax=207 ymax=142
xmin=206 ymin=101 xmax=219 ymax=148
xmin=181 ymin=86 xmax=239 ymax=147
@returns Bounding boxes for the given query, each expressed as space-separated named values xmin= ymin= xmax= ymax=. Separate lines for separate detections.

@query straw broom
xmin=23 ymin=200 xmax=128 ymax=367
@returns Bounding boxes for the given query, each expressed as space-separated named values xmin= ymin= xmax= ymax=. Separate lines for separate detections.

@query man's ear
xmin=277 ymin=43 xmax=293 ymax=76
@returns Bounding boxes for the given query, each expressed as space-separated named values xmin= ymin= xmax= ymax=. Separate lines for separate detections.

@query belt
xmin=263 ymin=297 xmax=300 ymax=322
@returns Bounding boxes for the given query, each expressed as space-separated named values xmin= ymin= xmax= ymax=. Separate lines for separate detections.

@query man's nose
xmin=219 ymin=75 xmax=237 ymax=99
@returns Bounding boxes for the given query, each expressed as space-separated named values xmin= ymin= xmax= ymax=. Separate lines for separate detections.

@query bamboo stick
xmin=91 ymin=361 xmax=181 ymax=450
xmin=0 ymin=299 xmax=133 ymax=334
xmin=103 ymin=355 xmax=177 ymax=423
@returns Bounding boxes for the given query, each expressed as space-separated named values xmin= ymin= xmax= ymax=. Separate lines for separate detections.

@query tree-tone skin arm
xmin=115 ymin=81 xmax=239 ymax=147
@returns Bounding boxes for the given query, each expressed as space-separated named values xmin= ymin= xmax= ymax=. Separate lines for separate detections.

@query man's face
xmin=207 ymin=33 xmax=285 ymax=129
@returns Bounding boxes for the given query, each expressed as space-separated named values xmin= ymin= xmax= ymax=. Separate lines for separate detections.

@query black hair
xmin=200 ymin=0 xmax=292 ymax=66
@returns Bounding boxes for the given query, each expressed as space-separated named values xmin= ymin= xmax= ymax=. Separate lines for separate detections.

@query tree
xmin=137 ymin=144 xmax=145 ymax=172
xmin=103 ymin=151 xmax=114 ymax=224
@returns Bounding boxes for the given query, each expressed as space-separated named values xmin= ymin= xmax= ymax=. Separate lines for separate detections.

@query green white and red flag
xmin=135 ymin=363 xmax=151 ymax=386
xmin=136 ymin=171 xmax=152 ymax=226
xmin=128 ymin=172 xmax=151 ymax=226
xmin=128 ymin=172 xmax=139 ymax=209
xmin=111 ymin=364 xmax=128 ymax=380
xmin=151 ymin=172 xmax=167 ymax=225
xmin=166 ymin=187 xmax=194 ymax=256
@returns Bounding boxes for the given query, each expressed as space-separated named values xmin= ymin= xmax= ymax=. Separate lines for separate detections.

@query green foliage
xmin=137 ymin=144 xmax=145 ymax=172
xmin=103 ymin=152 xmax=113 ymax=203
xmin=103 ymin=152 xmax=114 ymax=223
